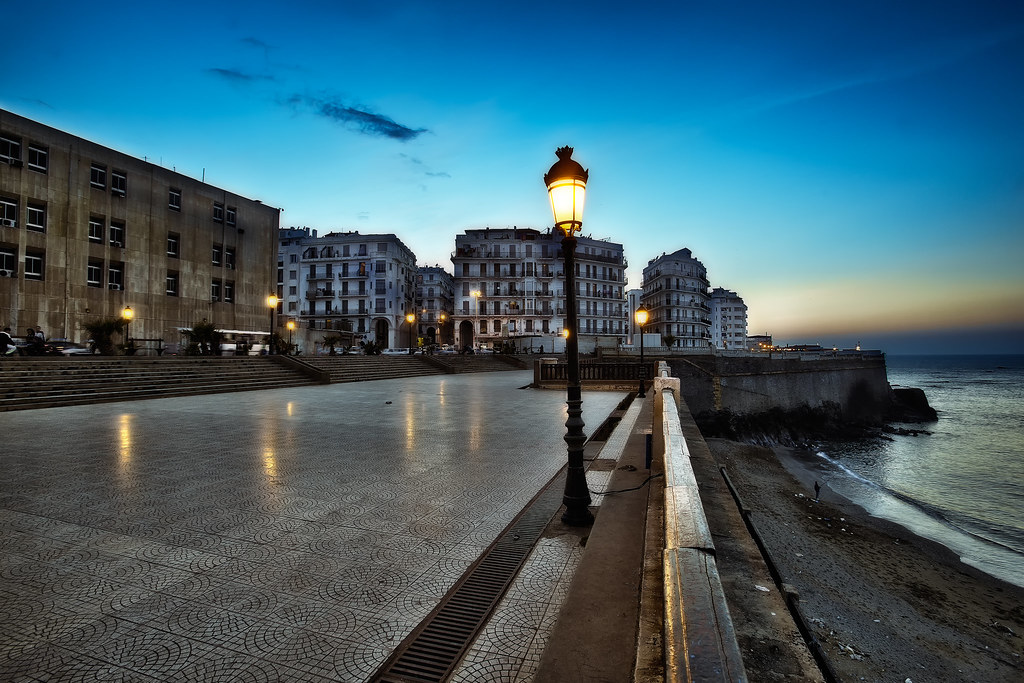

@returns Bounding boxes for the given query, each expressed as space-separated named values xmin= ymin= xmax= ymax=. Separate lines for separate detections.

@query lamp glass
xmin=121 ymin=306 xmax=133 ymax=320
xmin=635 ymin=306 xmax=649 ymax=326
xmin=406 ymin=313 xmax=415 ymax=323
xmin=267 ymin=294 xmax=278 ymax=308
xmin=546 ymin=178 xmax=586 ymax=235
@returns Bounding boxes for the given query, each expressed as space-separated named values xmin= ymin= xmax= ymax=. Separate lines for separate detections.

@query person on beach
xmin=814 ymin=481 xmax=821 ymax=501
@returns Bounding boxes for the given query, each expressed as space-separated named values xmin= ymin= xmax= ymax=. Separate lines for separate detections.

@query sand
xmin=704 ymin=438 xmax=1024 ymax=682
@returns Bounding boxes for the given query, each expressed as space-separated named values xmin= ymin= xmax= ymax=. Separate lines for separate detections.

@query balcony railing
xmin=540 ymin=362 xmax=650 ymax=383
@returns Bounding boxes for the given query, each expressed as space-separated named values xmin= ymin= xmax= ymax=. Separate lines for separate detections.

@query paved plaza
xmin=0 ymin=371 xmax=629 ymax=682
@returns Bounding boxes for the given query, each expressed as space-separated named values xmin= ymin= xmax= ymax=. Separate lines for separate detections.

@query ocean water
xmin=807 ymin=354 xmax=1024 ymax=588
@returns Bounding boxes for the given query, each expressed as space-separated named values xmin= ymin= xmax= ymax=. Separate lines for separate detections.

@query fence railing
xmin=539 ymin=361 xmax=650 ymax=382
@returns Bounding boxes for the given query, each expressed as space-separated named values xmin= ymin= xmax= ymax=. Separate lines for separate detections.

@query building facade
xmin=640 ymin=248 xmax=711 ymax=350
xmin=0 ymin=109 xmax=280 ymax=344
xmin=277 ymin=228 xmax=417 ymax=349
xmin=710 ymin=287 xmax=748 ymax=350
xmin=415 ymin=266 xmax=455 ymax=346
xmin=450 ymin=227 xmax=628 ymax=352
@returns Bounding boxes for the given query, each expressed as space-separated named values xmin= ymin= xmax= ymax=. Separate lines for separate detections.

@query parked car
xmin=52 ymin=341 xmax=96 ymax=356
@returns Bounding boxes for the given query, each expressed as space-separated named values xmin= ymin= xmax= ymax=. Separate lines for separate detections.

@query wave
xmin=813 ymin=451 xmax=1024 ymax=557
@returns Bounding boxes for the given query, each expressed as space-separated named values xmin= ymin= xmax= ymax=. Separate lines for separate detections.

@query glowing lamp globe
xmin=544 ymin=146 xmax=588 ymax=236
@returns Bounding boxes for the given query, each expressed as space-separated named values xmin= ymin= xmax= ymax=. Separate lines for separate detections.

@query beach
xmin=703 ymin=438 xmax=1024 ymax=682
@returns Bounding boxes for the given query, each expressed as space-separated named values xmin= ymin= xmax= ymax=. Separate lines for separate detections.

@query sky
xmin=3 ymin=0 xmax=1023 ymax=353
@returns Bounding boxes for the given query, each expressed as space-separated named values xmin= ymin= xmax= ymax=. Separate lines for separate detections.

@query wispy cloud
xmin=206 ymin=68 xmax=275 ymax=84
xmin=289 ymin=94 xmax=428 ymax=141
xmin=399 ymin=153 xmax=450 ymax=177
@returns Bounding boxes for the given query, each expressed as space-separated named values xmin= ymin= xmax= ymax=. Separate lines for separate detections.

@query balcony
xmin=306 ymin=289 xmax=336 ymax=300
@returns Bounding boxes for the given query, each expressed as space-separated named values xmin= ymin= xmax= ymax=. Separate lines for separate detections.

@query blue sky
xmin=4 ymin=1 xmax=1023 ymax=352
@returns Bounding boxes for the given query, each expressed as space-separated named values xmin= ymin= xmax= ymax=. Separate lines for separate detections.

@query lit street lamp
xmin=266 ymin=294 xmax=278 ymax=354
xmin=286 ymin=320 xmax=296 ymax=355
xmin=438 ymin=312 xmax=447 ymax=346
xmin=635 ymin=304 xmax=649 ymax=398
xmin=406 ymin=312 xmax=415 ymax=353
xmin=545 ymin=146 xmax=593 ymax=527
xmin=121 ymin=306 xmax=133 ymax=354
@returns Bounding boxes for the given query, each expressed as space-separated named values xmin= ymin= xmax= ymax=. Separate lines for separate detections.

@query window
xmin=26 ymin=203 xmax=45 ymax=232
xmin=0 ymin=135 xmax=21 ymax=164
xmin=288 ymin=301 xmax=297 ymax=312
xmin=289 ymin=269 xmax=296 ymax=280
xmin=289 ymin=254 xmax=298 ymax=263
xmin=109 ymin=221 xmax=125 ymax=247
xmin=89 ymin=217 xmax=104 ymax=242
xmin=375 ymin=280 xmax=386 ymax=295
xmin=343 ymin=245 xmax=350 ymax=256
xmin=167 ymin=233 xmax=179 ymax=257
xmin=111 ymin=171 xmax=127 ymax=197
xmin=87 ymin=259 xmax=103 ymax=287
xmin=224 ymin=281 xmax=234 ymax=303
xmin=288 ymin=285 xmax=297 ymax=296
xmin=90 ymin=164 xmax=106 ymax=189
xmin=27 ymin=145 xmax=47 ymax=173
xmin=226 ymin=206 xmax=236 ymax=226
xmin=377 ymin=242 xmax=387 ymax=253
xmin=375 ymin=260 xmax=385 ymax=273
xmin=225 ymin=247 xmax=235 ymax=269
xmin=375 ymin=298 xmax=385 ymax=314
xmin=24 ymin=251 xmax=44 ymax=280
xmin=166 ymin=271 xmax=179 ymax=296
xmin=0 ymin=247 xmax=16 ymax=276
xmin=211 ymin=280 xmax=221 ymax=301
xmin=169 ymin=188 xmax=181 ymax=211
xmin=108 ymin=264 xmax=123 ymax=290
xmin=213 ymin=202 xmax=224 ymax=222
xmin=212 ymin=244 xmax=222 ymax=265
xmin=1 ymin=197 xmax=18 ymax=227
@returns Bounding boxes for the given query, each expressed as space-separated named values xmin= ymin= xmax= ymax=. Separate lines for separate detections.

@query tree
xmin=183 ymin=321 xmax=223 ymax=355
xmin=83 ymin=318 xmax=125 ymax=356
xmin=323 ymin=334 xmax=342 ymax=355
xmin=662 ymin=334 xmax=678 ymax=348
xmin=360 ymin=339 xmax=384 ymax=356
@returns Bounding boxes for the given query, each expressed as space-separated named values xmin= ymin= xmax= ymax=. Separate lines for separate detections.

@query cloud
xmin=291 ymin=94 xmax=428 ymax=141
xmin=398 ymin=153 xmax=450 ymax=177
xmin=206 ymin=68 xmax=275 ymax=84
xmin=241 ymin=37 xmax=273 ymax=52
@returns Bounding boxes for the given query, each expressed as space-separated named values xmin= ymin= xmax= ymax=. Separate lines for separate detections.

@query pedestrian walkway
xmin=0 ymin=371 xmax=627 ymax=681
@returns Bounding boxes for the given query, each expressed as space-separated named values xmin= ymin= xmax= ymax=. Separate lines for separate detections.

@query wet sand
xmin=705 ymin=438 xmax=1024 ymax=682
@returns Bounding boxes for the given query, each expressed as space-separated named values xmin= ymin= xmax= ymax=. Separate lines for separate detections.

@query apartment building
xmin=277 ymin=228 xmax=417 ymax=348
xmin=415 ymin=266 xmax=455 ymax=346
xmin=710 ymin=287 xmax=748 ymax=350
xmin=450 ymin=227 xmax=627 ymax=351
xmin=640 ymin=247 xmax=711 ymax=349
xmin=0 ymin=109 xmax=280 ymax=344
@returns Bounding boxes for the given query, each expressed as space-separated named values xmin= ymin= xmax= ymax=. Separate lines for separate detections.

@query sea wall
xmin=667 ymin=355 xmax=893 ymax=423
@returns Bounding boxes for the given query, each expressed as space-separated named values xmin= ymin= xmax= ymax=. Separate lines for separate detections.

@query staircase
xmin=0 ymin=356 xmax=317 ymax=412
xmin=302 ymin=354 xmax=445 ymax=383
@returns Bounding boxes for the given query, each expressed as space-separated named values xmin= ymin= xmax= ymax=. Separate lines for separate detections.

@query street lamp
xmin=266 ymin=294 xmax=278 ymax=354
xmin=121 ymin=306 xmax=133 ymax=354
xmin=635 ymin=304 xmax=649 ymax=398
xmin=286 ymin=320 xmax=296 ymax=355
xmin=545 ymin=146 xmax=593 ymax=527
xmin=438 ymin=312 xmax=447 ymax=346
xmin=406 ymin=312 xmax=415 ymax=353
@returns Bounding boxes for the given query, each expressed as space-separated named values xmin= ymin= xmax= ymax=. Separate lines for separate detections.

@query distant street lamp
xmin=286 ymin=320 xmax=296 ymax=355
xmin=635 ymin=304 xmax=649 ymax=398
xmin=266 ymin=294 xmax=278 ymax=354
xmin=438 ymin=312 xmax=447 ymax=345
xmin=406 ymin=312 xmax=415 ymax=353
xmin=121 ymin=306 xmax=133 ymax=354
xmin=545 ymin=146 xmax=593 ymax=527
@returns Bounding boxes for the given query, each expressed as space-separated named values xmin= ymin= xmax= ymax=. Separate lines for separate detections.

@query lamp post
xmin=406 ymin=312 xmax=415 ymax=353
xmin=438 ymin=312 xmax=446 ymax=346
xmin=286 ymin=320 xmax=295 ymax=355
xmin=470 ymin=289 xmax=481 ymax=351
xmin=545 ymin=146 xmax=593 ymax=527
xmin=266 ymin=294 xmax=278 ymax=354
xmin=121 ymin=306 xmax=133 ymax=354
xmin=635 ymin=304 xmax=648 ymax=398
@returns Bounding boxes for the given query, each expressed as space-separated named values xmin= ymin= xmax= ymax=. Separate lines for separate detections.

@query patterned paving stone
xmin=0 ymin=372 xmax=626 ymax=681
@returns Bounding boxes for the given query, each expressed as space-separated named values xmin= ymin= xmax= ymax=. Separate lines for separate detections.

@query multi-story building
xmin=746 ymin=333 xmax=773 ymax=352
xmin=415 ymin=266 xmax=454 ymax=345
xmin=640 ymin=247 xmax=711 ymax=350
xmin=626 ymin=288 xmax=644 ymax=344
xmin=0 ymin=109 xmax=280 ymax=344
xmin=277 ymin=228 xmax=417 ymax=349
xmin=710 ymin=287 xmax=748 ymax=350
xmin=450 ymin=227 xmax=627 ymax=351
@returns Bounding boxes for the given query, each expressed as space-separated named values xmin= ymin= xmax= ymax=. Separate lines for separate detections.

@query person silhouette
xmin=814 ymin=481 xmax=821 ymax=502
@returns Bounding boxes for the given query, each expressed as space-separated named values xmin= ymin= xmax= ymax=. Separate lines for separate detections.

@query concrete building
xmin=277 ymin=228 xmax=417 ymax=350
xmin=640 ymin=247 xmax=711 ymax=350
xmin=746 ymin=334 xmax=774 ymax=351
xmin=450 ymin=227 xmax=628 ymax=352
xmin=626 ymin=288 xmax=644 ymax=344
xmin=710 ymin=287 xmax=748 ymax=350
xmin=415 ymin=266 xmax=455 ymax=346
xmin=0 ymin=109 xmax=280 ymax=346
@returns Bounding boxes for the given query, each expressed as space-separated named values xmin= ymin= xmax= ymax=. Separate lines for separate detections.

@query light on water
xmin=812 ymin=355 xmax=1024 ymax=588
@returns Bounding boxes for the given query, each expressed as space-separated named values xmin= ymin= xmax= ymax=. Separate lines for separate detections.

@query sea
xmin=800 ymin=354 xmax=1024 ymax=588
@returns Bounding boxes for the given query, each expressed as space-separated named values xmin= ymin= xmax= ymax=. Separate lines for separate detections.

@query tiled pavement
xmin=0 ymin=371 xmax=628 ymax=682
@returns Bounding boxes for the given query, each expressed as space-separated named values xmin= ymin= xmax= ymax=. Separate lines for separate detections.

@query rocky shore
xmin=704 ymin=438 xmax=1024 ymax=682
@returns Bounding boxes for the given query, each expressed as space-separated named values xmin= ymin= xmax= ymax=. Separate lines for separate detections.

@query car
xmin=382 ymin=347 xmax=415 ymax=355
xmin=47 ymin=340 xmax=96 ymax=356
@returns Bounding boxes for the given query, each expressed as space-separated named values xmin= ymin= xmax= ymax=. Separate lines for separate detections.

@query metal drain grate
xmin=371 ymin=479 xmax=566 ymax=682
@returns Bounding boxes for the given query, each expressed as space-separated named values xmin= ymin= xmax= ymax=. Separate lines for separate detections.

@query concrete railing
xmin=654 ymin=361 xmax=747 ymax=682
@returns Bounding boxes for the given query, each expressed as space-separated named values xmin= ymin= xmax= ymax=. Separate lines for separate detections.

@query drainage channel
xmin=369 ymin=407 xmax=630 ymax=683
xmin=370 ymin=477 xmax=563 ymax=683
